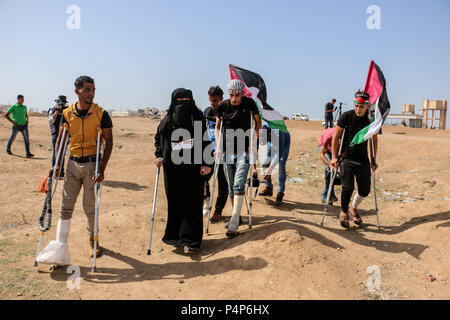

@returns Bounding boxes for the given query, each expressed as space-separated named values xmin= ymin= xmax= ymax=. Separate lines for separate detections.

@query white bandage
xmin=36 ymin=219 xmax=71 ymax=265
xmin=352 ymin=193 xmax=366 ymax=209
xmin=228 ymin=195 xmax=244 ymax=232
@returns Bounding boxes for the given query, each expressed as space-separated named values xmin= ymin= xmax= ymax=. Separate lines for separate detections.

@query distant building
xmin=385 ymin=114 xmax=423 ymax=128
xmin=111 ymin=109 xmax=139 ymax=117
xmin=0 ymin=104 xmax=11 ymax=113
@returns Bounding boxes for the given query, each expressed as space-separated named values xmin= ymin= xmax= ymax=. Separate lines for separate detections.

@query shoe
xmin=88 ymin=236 xmax=102 ymax=258
xmin=210 ymin=211 xmax=223 ymax=223
xmin=259 ymin=187 xmax=273 ymax=197
xmin=349 ymin=206 xmax=363 ymax=226
xmin=184 ymin=246 xmax=197 ymax=254
xmin=330 ymin=195 xmax=338 ymax=203
xmin=26 ymin=153 xmax=35 ymax=158
xmin=321 ymin=198 xmax=327 ymax=204
xmin=226 ymin=230 xmax=239 ymax=239
xmin=339 ymin=211 xmax=350 ymax=229
xmin=6 ymin=150 xmax=12 ymax=155
xmin=224 ymin=216 xmax=243 ymax=229
xmin=275 ymin=192 xmax=284 ymax=206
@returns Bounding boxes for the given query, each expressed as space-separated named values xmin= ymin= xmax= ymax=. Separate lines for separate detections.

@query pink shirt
xmin=318 ymin=128 xmax=334 ymax=152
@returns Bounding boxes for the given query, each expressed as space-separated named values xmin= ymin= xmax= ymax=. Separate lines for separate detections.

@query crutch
xmin=147 ymin=160 xmax=161 ymax=255
xmin=91 ymin=127 xmax=104 ymax=272
xmin=205 ymin=118 xmax=224 ymax=234
xmin=248 ymin=111 xmax=255 ymax=230
xmin=320 ymin=129 xmax=345 ymax=226
xmin=34 ymin=125 xmax=69 ymax=266
xmin=369 ymin=137 xmax=381 ymax=229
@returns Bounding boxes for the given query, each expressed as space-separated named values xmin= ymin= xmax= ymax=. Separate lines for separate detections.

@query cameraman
xmin=48 ymin=95 xmax=69 ymax=177
xmin=324 ymin=99 xmax=336 ymax=129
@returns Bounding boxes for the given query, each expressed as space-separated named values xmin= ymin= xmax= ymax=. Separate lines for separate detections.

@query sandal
xmin=210 ymin=213 xmax=223 ymax=223
xmin=226 ymin=230 xmax=239 ymax=239
xmin=349 ymin=207 xmax=363 ymax=226
xmin=339 ymin=211 xmax=350 ymax=229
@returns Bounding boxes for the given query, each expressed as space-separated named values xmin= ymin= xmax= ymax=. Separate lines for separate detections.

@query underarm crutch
xmin=91 ymin=127 xmax=104 ymax=272
xmin=320 ymin=129 xmax=345 ymax=226
xmin=34 ymin=125 xmax=69 ymax=266
xmin=248 ymin=111 xmax=255 ymax=230
xmin=205 ymin=118 xmax=224 ymax=234
xmin=369 ymin=137 xmax=380 ymax=229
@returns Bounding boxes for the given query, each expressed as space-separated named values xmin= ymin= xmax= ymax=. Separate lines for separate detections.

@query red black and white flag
xmin=229 ymin=64 xmax=288 ymax=132
xmin=351 ymin=60 xmax=391 ymax=145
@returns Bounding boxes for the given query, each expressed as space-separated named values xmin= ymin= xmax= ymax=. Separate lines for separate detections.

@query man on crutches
xmin=203 ymin=86 xmax=229 ymax=224
xmin=36 ymin=76 xmax=113 ymax=268
xmin=217 ymin=79 xmax=261 ymax=238
xmin=331 ymin=90 xmax=378 ymax=229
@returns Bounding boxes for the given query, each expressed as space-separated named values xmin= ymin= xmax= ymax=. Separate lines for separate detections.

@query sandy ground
xmin=0 ymin=116 xmax=449 ymax=300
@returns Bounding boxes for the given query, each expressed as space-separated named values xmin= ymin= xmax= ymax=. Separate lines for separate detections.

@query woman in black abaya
xmin=154 ymin=88 xmax=212 ymax=253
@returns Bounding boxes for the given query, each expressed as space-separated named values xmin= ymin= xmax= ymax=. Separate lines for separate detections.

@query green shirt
xmin=7 ymin=104 xmax=28 ymax=126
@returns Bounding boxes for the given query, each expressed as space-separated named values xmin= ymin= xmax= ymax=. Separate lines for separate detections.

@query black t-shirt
xmin=204 ymin=106 xmax=217 ymax=123
xmin=337 ymin=110 xmax=371 ymax=161
xmin=325 ymin=102 xmax=334 ymax=117
xmin=62 ymin=106 xmax=113 ymax=129
xmin=217 ymin=96 xmax=259 ymax=155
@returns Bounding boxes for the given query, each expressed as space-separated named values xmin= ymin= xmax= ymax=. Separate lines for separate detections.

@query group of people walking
xmin=154 ymin=79 xmax=293 ymax=252
xmin=28 ymin=75 xmax=378 ymax=268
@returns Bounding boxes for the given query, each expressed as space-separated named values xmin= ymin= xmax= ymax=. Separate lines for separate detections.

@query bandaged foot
xmin=227 ymin=195 xmax=244 ymax=232
xmin=352 ymin=193 xmax=366 ymax=209
xmin=36 ymin=219 xmax=71 ymax=266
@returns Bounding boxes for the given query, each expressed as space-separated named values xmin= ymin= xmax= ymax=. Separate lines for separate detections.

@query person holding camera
xmin=48 ymin=95 xmax=69 ymax=177
xmin=324 ymin=99 xmax=336 ymax=129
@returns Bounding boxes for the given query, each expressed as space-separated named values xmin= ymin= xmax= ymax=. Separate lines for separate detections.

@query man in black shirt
xmin=216 ymin=79 xmax=261 ymax=238
xmin=331 ymin=90 xmax=378 ymax=228
xmin=324 ymin=99 xmax=336 ymax=129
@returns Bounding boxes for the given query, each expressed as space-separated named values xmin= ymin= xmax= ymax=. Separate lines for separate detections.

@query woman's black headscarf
xmin=168 ymin=88 xmax=197 ymax=128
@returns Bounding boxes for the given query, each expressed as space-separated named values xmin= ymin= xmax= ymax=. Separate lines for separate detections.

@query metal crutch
xmin=147 ymin=161 xmax=161 ymax=255
xmin=91 ymin=128 xmax=104 ymax=272
xmin=34 ymin=126 xmax=69 ymax=266
xmin=320 ymin=129 xmax=345 ymax=226
xmin=248 ymin=111 xmax=255 ymax=230
xmin=205 ymin=119 xmax=224 ymax=234
xmin=369 ymin=137 xmax=381 ymax=229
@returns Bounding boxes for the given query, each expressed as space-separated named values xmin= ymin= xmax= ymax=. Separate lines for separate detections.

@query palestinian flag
xmin=229 ymin=64 xmax=288 ymax=132
xmin=351 ymin=60 xmax=391 ymax=146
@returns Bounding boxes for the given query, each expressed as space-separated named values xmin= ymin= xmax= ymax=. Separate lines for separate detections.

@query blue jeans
xmin=262 ymin=131 xmax=291 ymax=193
xmin=51 ymin=134 xmax=66 ymax=174
xmin=7 ymin=124 xmax=31 ymax=156
xmin=324 ymin=114 xmax=334 ymax=129
xmin=318 ymin=146 xmax=336 ymax=199
xmin=223 ymin=153 xmax=250 ymax=197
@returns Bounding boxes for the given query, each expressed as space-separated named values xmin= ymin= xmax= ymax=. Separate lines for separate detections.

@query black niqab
xmin=168 ymin=88 xmax=196 ymax=128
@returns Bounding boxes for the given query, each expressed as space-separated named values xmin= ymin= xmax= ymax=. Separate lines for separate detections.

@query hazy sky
xmin=1 ymin=0 xmax=449 ymax=124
